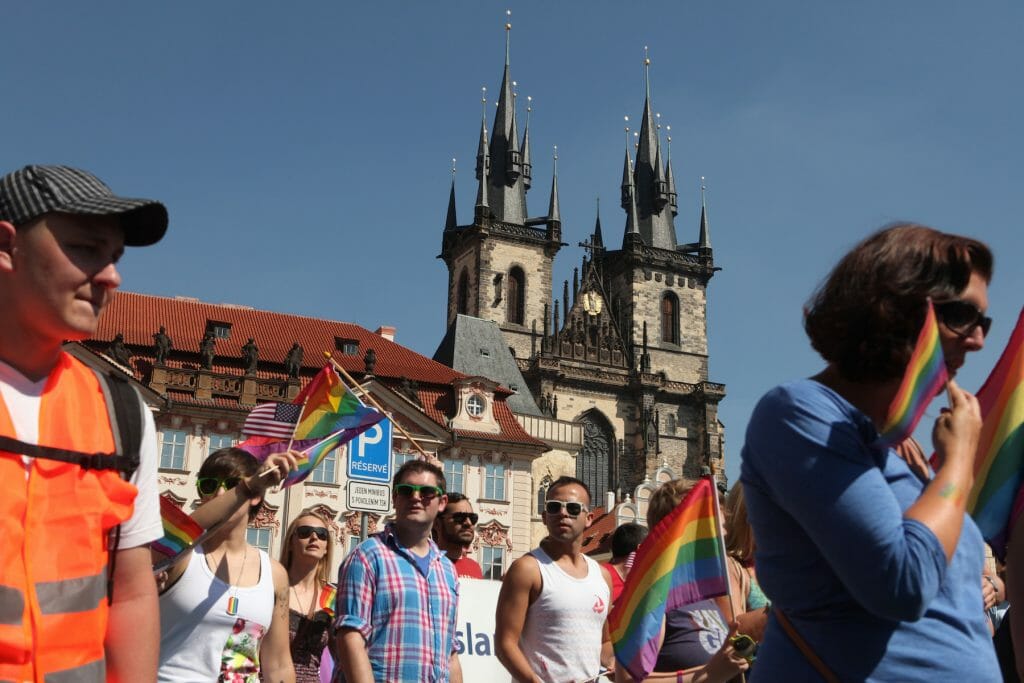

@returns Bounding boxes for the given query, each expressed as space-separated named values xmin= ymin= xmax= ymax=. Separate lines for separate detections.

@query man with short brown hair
xmin=434 ymin=491 xmax=484 ymax=579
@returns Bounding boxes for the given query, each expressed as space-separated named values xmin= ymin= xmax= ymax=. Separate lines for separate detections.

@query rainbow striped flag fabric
xmin=293 ymin=365 xmax=381 ymax=440
xmin=152 ymin=494 xmax=204 ymax=559
xmin=318 ymin=584 xmax=338 ymax=618
xmin=968 ymin=306 xmax=1024 ymax=560
xmin=877 ymin=301 xmax=948 ymax=447
xmin=609 ymin=477 xmax=729 ymax=681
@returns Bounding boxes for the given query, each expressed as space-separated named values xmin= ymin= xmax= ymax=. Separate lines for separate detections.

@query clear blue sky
xmin=8 ymin=2 xmax=1023 ymax=486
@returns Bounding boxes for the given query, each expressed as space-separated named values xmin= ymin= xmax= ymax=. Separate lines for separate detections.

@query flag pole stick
xmin=708 ymin=468 xmax=747 ymax=683
xmin=323 ymin=352 xmax=436 ymax=462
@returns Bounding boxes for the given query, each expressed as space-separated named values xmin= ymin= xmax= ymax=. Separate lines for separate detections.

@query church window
xmin=457 ymin=269 xmax=469 ymax=315
xmin=578 ymin=411 xmax=614 ymax=503
xmin=537 ymin=475 xmax=552 ymax=515
xmin=507 ymin=267 xmax=525 ymax=325
xmin=661 ymin=293 xmax=679 ymax=345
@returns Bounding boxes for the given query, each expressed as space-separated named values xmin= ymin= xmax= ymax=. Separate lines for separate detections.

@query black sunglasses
xmin=445 ymin=512 xmax=479 ymax=525
xmin=295 ymin=525 xmax=329 ymax=541
xmin=394 ymin=483 xmax=445 ymax=501
xmin=545 ymin=500 xmax=587 ymax=516
xmin=934 ymin=299 xmax=991 ymax=338
xmin=196 ymin=476 xmax=242 ymax=496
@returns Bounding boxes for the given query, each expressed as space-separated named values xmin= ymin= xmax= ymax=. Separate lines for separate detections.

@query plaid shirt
xmin=334 ymin=524 xmax=460 ymax=682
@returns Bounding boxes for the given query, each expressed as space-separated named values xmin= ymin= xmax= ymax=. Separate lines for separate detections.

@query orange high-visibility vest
xmin=0 ymin=353 xmax=138 ymax=683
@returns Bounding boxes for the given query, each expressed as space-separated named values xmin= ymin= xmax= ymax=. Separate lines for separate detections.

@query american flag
xmin=242 ymin=402 xmax=301 ymax=439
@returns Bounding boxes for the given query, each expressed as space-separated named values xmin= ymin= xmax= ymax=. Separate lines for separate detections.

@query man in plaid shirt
xmin=334 ymin=459 xmax=463 ymax=682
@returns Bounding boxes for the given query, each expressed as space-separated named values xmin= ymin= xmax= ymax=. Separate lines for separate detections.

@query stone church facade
xmin=438 ymin=22 xmax=726 ymax=508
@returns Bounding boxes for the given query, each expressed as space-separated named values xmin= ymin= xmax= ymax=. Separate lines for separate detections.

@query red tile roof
xmin=581 ymin=504 xmax=626 ymax=556
xmin=87 ymin=292 xmax=545 ymax=449
xmin=94 ymin=292 xmax=467 ymax=386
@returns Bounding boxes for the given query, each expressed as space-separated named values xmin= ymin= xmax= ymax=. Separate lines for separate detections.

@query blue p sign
xmin=348 ymin=418 xmax=392 ymax=483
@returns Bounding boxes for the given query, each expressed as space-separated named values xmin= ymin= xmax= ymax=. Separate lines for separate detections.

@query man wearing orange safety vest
xmin=0 ymin=165 xmax=168 ymax=682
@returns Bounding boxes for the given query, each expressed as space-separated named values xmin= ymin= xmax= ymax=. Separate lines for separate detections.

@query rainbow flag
xmin=609 ymin=477 xmax=729 ymax=681
xmin=152 ymin=494 xmax=204 ymax=559
xmin=968 ymin=306 xmax=1024 ymax=560
xmin=877 ymin=301 xmax=948 ymax=447
xmin=294 ymin=366 xmax=381 ymax=440
xmin=318 ymin=584 xmax=338 ymax=618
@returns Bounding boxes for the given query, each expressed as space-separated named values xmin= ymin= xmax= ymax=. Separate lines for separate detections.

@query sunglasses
xmin=196 ymin=476 xmax=242 ymax=496
xmin=394 ymin=483 xmax=445 ymax=501
xmin=295 ymin=525 xmax=329 ymax=541
xmin=444 ymin=512 xmax=479 ymax=525
xmin=934 ymin=299 xmax=991 ymax=338
xmin=545 ymin=500 xmax=587 ymax=516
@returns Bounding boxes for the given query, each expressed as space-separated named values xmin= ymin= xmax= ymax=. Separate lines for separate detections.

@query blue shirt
xmin=741 ymin=379 xmax=999 ymax=682
xmin=334 ymin=524 xmax=460 ymax=682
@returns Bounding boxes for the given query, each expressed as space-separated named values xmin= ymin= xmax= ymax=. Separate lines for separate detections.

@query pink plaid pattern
xmin=334 ymin=524 xmax=460 ymax=682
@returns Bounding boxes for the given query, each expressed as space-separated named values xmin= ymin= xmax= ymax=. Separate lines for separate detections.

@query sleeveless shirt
xmin=519 ymin=546 xmax=609 ymax=683
xmin=158 ymin=545 xmax=275 ymax=682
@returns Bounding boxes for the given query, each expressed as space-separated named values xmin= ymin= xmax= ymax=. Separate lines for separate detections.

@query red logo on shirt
xmin=593 ymin=595 xmax=606 ymax=613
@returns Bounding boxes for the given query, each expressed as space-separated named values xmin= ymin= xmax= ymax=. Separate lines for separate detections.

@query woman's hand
xmin=699 ymin=637 xmax=751 ymax=683
xmin=244 ymin=450 xmax=300 ymax=496
xmin=932 ymin=379 xmax=981 ymax=472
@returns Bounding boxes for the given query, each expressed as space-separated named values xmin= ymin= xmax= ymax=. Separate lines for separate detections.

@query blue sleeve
xmin=335 ymin=544 xmax=375 ymax=639
xmin=745 ymin=384 xmax=947 ymax=621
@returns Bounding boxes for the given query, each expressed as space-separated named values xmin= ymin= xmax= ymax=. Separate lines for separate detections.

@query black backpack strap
xmin=94 ymin=369 xmax=147 ymax=605
xmin=0 ymin=435 xmax=137 ymax=472
xmin=94 ymin=370 xmax=143 ymax=480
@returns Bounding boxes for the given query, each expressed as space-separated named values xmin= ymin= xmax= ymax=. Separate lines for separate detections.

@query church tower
xmin=438 ymin=26 xmax=725 ymax=500
xmin=439 ymin=17 xmax=563 ymax=361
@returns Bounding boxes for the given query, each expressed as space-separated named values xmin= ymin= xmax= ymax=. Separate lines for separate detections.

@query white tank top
xmin=158 ymin=545 xmax=275 ymax=682
xmin=519 ymin=546 xmax=610 ymax=683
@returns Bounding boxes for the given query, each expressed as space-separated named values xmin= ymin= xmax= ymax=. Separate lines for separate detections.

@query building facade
xmin=438 ymin=23 xmax=727 ymax=513
xmin=80 ymin=292 xmax=549 ymax=580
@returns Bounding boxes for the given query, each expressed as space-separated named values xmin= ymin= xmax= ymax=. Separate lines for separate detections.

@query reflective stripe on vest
xmin=0 ymin=586 xmax=23 ymax=625
xmin=44 ymin=657 xmax=104 ymax=683
xmin=35 ymin=572 xmax=106 ymax=616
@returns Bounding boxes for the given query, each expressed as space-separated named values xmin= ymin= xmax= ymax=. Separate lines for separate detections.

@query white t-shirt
xmin=0 ymin=358 xmax=162 ymax=548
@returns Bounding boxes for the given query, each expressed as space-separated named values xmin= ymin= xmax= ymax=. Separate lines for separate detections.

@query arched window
xmin=577 ymin=411 xmax=614 ymax=504
xmin=456 ymin=269 xmax=470 ymax=315
xmin=507 ymin=267 xmax=525 ymax=325
xmin=660 ymin=293 xmax=679 ymax=344
xmin=536 ymin=475 xmax=552 ymax=515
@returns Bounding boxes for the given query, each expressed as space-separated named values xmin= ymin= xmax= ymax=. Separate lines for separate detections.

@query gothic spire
xmin=446 ymin=159 xmax=458 ymax=230
xmin=522 ymin=96 xmax=533 ymax=189
xmin=665 ymin=125 xmax=678 ymax=216
xmin=593 ymin=197 xmax=604 ymax=248
xmin=486 ymin=11 xmax=528 ymax=224
xmin=626 ymin=48 xmax=677 ymax=250
xmin=475 ymin=88 xmax=490 ymax=218
xmin=548 ymin=146 xmax=560 ymax=226
xmin=698 ymin=177 xmax=712 ymax=252
xmin=622 ymin=121 xmax=640 ymax=243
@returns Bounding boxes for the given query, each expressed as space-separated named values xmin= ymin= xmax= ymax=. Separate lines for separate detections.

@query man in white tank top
xmin=496 ymin=476 xmax=613 ymax=682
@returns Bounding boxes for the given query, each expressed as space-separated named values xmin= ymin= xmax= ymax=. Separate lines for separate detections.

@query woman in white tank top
xmin=156 ymin=448 xmax=297 ymax=682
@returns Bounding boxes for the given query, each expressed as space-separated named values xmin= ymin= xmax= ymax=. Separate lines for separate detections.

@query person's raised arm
xmin=258 ymin=559 xmax=296 ymax=683
xmin=494 ymin=555 xmax=542 ymax=683
xmin=158 ymin=451 xmax=297 ymax=587
xmin=105 ymin=546 xmax=159 ymax=682
xmin=904 ymin=380 xmax=981 ymax=561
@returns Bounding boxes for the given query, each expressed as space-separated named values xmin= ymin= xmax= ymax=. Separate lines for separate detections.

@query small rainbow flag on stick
xmin=318 ymin=584 xmax=338 ymax=619
xmin=609 ymin=477 xmax=729 ymax=681
xmin=877 ymin=301 xmax=949 ymax=447
xmin=152 ymin=495 xmax=205 ymax=567
xmin=968 ymin=306 xmax=1024 ymax=561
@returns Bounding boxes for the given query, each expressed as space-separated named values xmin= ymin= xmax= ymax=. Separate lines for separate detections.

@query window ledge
xmin=158 ymin=468 xmax=190 ymax=475
xmin=478 ymin=497 xmax=510 ymax=505
xmin=307 ymin=481 xmax=342 ymax=489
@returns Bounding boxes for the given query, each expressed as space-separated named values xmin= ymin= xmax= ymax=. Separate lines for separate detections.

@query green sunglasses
xmin=197 ymin=476 xmax=243 ymax=496
xmin=393 ymin=483 xmax=445 ymax=501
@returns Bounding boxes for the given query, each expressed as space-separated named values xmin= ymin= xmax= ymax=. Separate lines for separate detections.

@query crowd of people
xmin=0 ymin=161 xmax=1018 ymax=683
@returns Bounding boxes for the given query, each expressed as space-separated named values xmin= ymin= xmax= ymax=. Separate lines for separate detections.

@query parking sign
xmin=347 ymin=418 xmax=393 ymax=483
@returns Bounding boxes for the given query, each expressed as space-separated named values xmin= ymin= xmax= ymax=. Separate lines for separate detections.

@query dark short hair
xmin=547 ymin=476 xmax=592 ymax=506
xmin=445 ymin=491 xmax=469 ymax=505
xmin=804 ymin=223 xmax=992 ymax=381
xmin=199 ymin=447 xmax=262 ymax=521
xmin=393 ymin=459 xmax=447 ymax=492
xmin=611 ymin=523 xmax=648 ymax=559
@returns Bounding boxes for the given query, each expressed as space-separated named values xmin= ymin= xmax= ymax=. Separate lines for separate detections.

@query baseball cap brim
xmin=60 ymin=195 xmax=168 ymax=246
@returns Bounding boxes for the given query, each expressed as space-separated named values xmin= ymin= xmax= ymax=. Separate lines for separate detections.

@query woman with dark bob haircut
xmin=740 ymin=223 xmax=1000 ymax=681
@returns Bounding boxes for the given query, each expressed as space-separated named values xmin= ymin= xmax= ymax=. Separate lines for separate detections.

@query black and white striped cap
xmin=0 ymin=165 xmax=168 ymax=246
